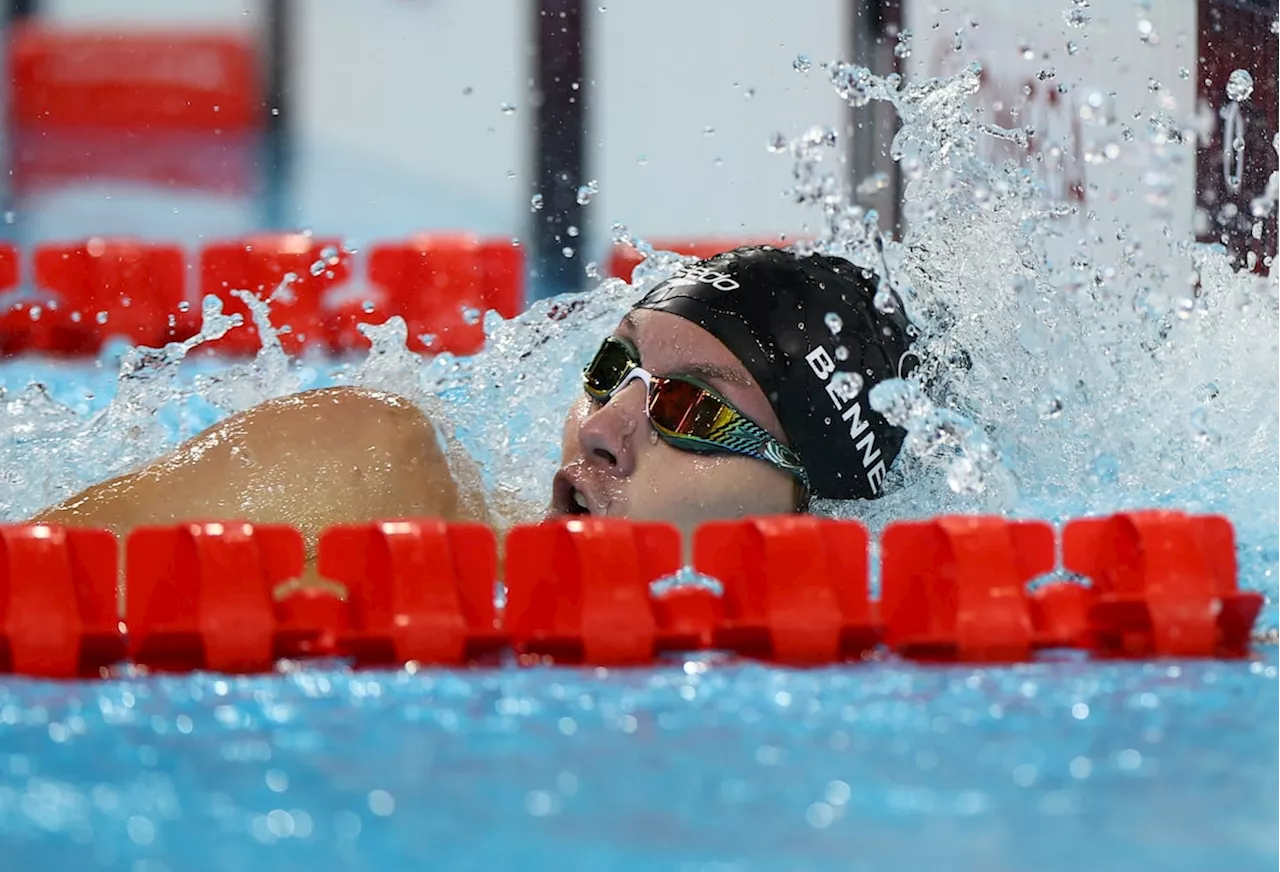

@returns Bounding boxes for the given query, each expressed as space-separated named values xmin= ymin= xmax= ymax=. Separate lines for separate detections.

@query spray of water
xmin=0 ymin=55 xmax=1274 ymax=619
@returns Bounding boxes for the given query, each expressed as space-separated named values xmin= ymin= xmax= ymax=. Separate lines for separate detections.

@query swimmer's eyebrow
xmin=671 ymin=362 xmax=752 ymax=389
xmin=616 ymin=312 xmax=640 ymax=337
xmin=615 ymin=313 xmax=750 ymax=388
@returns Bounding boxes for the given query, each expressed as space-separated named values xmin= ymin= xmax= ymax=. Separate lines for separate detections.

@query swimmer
xmin=33 ymin=246 xmax=915 ymax=558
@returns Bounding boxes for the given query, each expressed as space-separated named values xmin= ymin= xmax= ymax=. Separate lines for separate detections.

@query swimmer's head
xmin=549 ymin=246 xmax=916 ymax=537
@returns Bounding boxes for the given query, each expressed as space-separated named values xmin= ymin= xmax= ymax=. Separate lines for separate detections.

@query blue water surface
xmin=2 ymin=350 xmax=1277 ymax=872
xmin=0 ymin=652 xmax=1275 ymax=872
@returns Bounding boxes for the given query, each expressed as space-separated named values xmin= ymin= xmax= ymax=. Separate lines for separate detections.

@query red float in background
xmin=126 ymin=521 xmax=304 ymax=672
xmin=360 ymin=234 xmax=523 ymax=356
xmin=0 ymin=243 xmax=30 ymax=356
xmin=28 ymin=239 xmax=187 ymax=354
xmin=881 ymin=516 xmax=1055 ymax=662
xmin=0 ymin=524 xmax=121 ymax=677
xmin=1063 ymin=511 xmax=1263 ymax=658
xmin=0 ymin=244 xmax=18 ymax=290
xmin=8 ymin=26 xmax=262 ymax=196
xmin=695 ymin=516 xmax=876 ymax=664
xmin=319 ymin=519 xmax=502 ymax=665
xmin=200 ymin=234 xmax=351 ymax=355
xmin=505 ymin=518 xmax=681 ymax=664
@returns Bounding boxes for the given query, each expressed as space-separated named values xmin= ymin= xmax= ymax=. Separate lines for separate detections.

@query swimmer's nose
xmin=576 ymin=382 xmax=644 ymax=476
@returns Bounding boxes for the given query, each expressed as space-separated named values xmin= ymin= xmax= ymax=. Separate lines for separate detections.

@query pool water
xmin=0 ymin=51 xmax=1276 ymax=870
xmin=0 ymin=653 xmax=1275 ymax=872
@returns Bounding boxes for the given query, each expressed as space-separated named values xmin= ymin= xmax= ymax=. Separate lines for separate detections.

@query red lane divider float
xmin=695 ymin=516 xmax=877 ymax=664
xmin=1064 ymin=510 xmax=1263 ymax=658
xmin=363 ymin=234 xmax=523 ymax=356
xmin=127 ymin=521 xmax=304 ymax=672
xmin=0 ymin=512 xmax=1266 ymax=677
xmin=505 ymin=518 xmax=681 ymax=664
xmin=0 ymin=524 xmax=122 ymax=677
xmin=0 ymin=243 xmax=24 ymax=356
xmin=881 ymin=516 xmax=1060 ymax=662
xmin=35 ymin=239 xmax=188 ymax=354
xmin=0 ymin=234 xmax=528 ymax=358
xmin=201 ymin=234 xmax=351 ymax=355
xmin=319 ymin=519 xmax=503 ymax=665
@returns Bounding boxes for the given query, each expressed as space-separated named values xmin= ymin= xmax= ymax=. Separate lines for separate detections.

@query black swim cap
xmin=633 ymin=246 xmax=916 ymax=501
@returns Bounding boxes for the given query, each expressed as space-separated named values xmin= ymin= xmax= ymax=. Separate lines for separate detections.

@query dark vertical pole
xmin=848 ymin=0 xmax=902 ymax=234
xmin=1195 ymin=0 xmax=1278 ymax=274
xmin=530 ymin=0 xmax=587 ymax=301
xmin=262 ymin=0 xmax=291 ymax=229
xmin=2 ymin=0 xmax=37 ymax=244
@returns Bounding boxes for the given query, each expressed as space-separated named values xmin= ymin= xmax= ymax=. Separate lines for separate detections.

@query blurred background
xmin=0 ymin=0 xmax=1273 ymax=312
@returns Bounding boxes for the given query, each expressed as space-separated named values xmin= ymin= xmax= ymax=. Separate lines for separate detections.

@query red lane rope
xmin=0 ymin=511 xmax=1264 ymax=677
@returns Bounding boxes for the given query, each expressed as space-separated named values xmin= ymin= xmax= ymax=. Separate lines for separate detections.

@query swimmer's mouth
xmin=551 ymin=469 xmax=594 ymax=517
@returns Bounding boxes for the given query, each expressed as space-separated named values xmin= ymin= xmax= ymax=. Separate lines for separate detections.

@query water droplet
xmin=824 ymin=312 xmax=844 ymax=333
xmin=1066 ymin=40 xmax=1079 ymax=55
xmin=566 ymin=225 xmax=580 ymax=238
xmin=829 ymin=371 xmax=864 ymax=402
xmin=362 ymin=300 xmax=376 ymax=314
xmin=767 ymin=132 xmax=789 ymax=153
xmin=895 ymin=30 xmax=913 ymax=59
xmin=309 ymin=259 xmax=327 ymax=277
xmin=461 ymin=307 xmax=482 ymax=325
xmin=1038 ymin=394 xmax=1064 ymax=420
xmin=585 ymin=262 xmax=600 ymax=279
xmin=177 ymin=301 xmax=190 ymax=313
xmin=636 ymin=154 xmax=648 ymax=166
xmin=834 ymin=345 xmax=849 ymax=361
xmin=1147 ymin=78 xmax=1162 ymax=92
xmin=500 ymin=102 xmax=517 ymax=115
xmin=1063 ymin=2 xmax=1089 ymax=28
xmin=95 ymin=311 xmax=109 ymax=324
xmin=873 ymin=286 xmax=898 ymax=313
xmin=743 ymin=87 xmax=755 ymax=99
xmin=856 ymin=171 xmax=891 ymax=199
xmin=2 ymin=211 xmax=14 ymax=224
xmin=703 ymin=125 xmax=716 ymax=137
xmin=530 ymin=193 xmax=545 ymax=211
xmin=462 ymin=86 xmax=473 ymax=96
xmin=562 ymin=246 xmax=575 ymax=259
xmin=367 ymin=789 xmax=396 ymax=816
xmin=576 ymin=180 xmax=598 ymax=205
xmin=793 ymin=54 xmax=812 ymax=74
xmin=1226 ymin=69 xmax=1254 ymax=102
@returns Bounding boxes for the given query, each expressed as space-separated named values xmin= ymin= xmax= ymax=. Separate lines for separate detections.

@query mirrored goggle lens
xmin=584 ymin=339 xmax=634 ymax=396
xmin=648 ymin=378 xmax=731 ymax=439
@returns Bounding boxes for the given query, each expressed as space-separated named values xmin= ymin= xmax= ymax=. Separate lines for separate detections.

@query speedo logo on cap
xmin=804 ymin=344 xmax=888 ymax=495
xmin=663 ymin=263 xmax=741 ymax=292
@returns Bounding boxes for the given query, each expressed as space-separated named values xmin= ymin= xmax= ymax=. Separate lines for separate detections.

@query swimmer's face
xmin=550 ymin=308 xmax=798 ymax=543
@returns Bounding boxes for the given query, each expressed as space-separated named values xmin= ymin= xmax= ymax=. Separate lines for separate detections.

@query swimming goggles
xmin=583 ymin=336 xmax=811 ymax=508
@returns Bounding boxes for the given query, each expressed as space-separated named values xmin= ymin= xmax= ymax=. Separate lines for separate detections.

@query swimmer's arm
xmin=32 ymin=387 xmax=487 ymax=555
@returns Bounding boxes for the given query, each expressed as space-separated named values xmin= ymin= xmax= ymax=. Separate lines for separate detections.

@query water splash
xmin=0 ymin=54 xmax=1274 ymax=621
